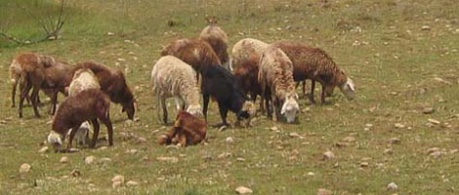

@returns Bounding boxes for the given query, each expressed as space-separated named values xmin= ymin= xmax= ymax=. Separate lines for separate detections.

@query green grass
xmin=1 ymin=0 xmax=459 ymax=194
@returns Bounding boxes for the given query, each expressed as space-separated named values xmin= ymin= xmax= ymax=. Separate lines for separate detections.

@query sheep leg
xmin=155 ymin=91 xmax=162 ymax=123
xmin=18 ymin=78 xmax=32 ymax=118
xmin=302 ymin=81 xmax=306 ymax=98
xmin=67 ymin=126 xmax=79 ymax=151
xmin=174 ymin=97 xmax=185 ymax=112
xmin=160 ymin=96 xmax=168 ymax=124
xmin=176 ymin=128 xmax=187 ymax=147
xmin=202 ymin=94 xmax=210 ymax=122
xmin=309 ymin=80 xmax=316 ymax=104
xmin=321 ymin=84 xmax=327 ymax=104
xmin=90 ymin=119 xmax=100 ymax=148
xmin=11 ymin=79 xmax=17 ymax=108
xmin=49 ymin=90 xmax=58 ymax=115
xmin=100 ymin=115 xmax=114 ymax=146
xmin=272 ymin=95 xmax=278 ymax=122
xmin=30 ymin=86 xmax=41 ymax=117
xmin=214 ymin=103 xmax=230 ymax=127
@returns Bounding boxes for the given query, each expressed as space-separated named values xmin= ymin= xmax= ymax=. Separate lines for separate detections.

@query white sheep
xmin=258 ymin=45 xmax=300 ymax=123
xmin=231 ymin=38 xmax=269 ymax=71
xmin=151 ymin=55 xmax=203 ymax=124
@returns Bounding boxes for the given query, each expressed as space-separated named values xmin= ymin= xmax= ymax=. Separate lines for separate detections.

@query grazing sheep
xmin=48 ymin=88 xmax=113 ymax=151
xmin=74 ymin=62 xmax=136 ymax=120
xmin=151 ymin=55 xmax=203 ymax=124
xmin=199 ymin=16 xmax=230 ymax=70
xmin=158 ymin=111 xmax=207 ymax=147
xmin=201 ymin=64 xmax=256 ymax=127
xmin=272 ymin=40 xmax=355 ymax=104
xmin=258 ymin=46 xmax=300 ymax=123
xmin=231 ymin=38 xmax=269 ymax=71
xmin=161 ymin=38 xmax=221 ymax=74
xmin=234 ymin=53 xmax=264 ymax=113
xmin=15 ymin=53 xmax=73 ymax=118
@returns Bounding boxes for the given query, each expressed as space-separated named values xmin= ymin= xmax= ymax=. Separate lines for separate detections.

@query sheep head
xmin=281 ymin=93 xmax=299 ymax=123
xmin=47 ymin=131 xmax=64 ymax=151
xmin=339 ymin=77 xmax=355 ymax=100
xmin=186 ymin=104 xmax=203 ymax=118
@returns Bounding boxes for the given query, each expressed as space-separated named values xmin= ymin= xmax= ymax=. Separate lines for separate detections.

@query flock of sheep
xmin=8 ymin=17 xmax=355 ymax=152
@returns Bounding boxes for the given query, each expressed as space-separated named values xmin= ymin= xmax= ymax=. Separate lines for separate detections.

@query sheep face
xmin=122 ymin=100 xmax=136 ymax=120
xmin=238 ymin=101 xmax=256 ymax=120
xmin=339 ymin=77 xmax=355 ymax=100
xmin=186 ymin=104 xmax=203 ymax=117
xmin=281 ymin=93 xmax=299 ymax=123
xmin=47 ymin=131 xmax=64 ymax=151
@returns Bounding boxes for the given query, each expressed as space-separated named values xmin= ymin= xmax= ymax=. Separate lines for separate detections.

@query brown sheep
xmin=14 ymin=53 xmax=73 ymax=118
xmin=48 ymin=88 xmax=113 ymax=151
xmin=234 ymin=53 xmax=264 ymax=112
xmin=258 ymin=46 xmax=299 ymax=123
xmin=272 ymin=41 xmax=355 ymax=104
xmin=74 ymin=62 xmax=136 ymax=120
xmin=199 ymin=16 xmax=230 ymax=70
xmin=231 ymin=38 xmax=269 ymax=71
xmin=158 ymin=111 xmax=207 ymax=147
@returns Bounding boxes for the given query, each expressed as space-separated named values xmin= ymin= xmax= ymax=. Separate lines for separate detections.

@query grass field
xmin=1 ymin=0 xmax=458 ymax=194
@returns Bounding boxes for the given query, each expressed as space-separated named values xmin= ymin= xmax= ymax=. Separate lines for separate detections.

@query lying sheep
xmin=272 ymin=40 xmax=355 ymax=104
xmin=201 ymin=64 xmax=256 ymax=127
xmin=48 ymin=88 xmax=113 ymax=151
xmin=199 ymin=16 xmax=230 ymax=70
xmin=158 ymin=111 xmax=207 ymax=147
xmin=151 ymin=55 xmax=203 ymax=124
xmin=14 ymin=53 xmax=73 ymax=118
xmin=74 ymin=62 xmax=136 ymax=120
xmin=231 ymin=38 xmax=269 ymax=71
xmin=258 ymin=46 xmax=300 ymax=123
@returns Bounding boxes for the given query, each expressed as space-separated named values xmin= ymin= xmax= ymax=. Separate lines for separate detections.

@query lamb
xmin=199 ymin=16 xmax=230 ymax=70
xmin=151 ymin=55 xmax=203 ymax=124
xmin=47 ymin=88 xmax=113 ymax=151
xmin=272 ymin=40 xmax=355 ymax=104
xmin=201 ymin=64 xmax=256 ymax=127
xmin=258 ymin=46 xmax=300 ymax=123
xmin=14 ymin=53 xmax=73 ymax=118
xmin=231 ymin=38 xmax=269 ymax=71
xmin=158 ymin=111 xmax=207 ymax=147
xmin=161 ymin=38 xmax=221 ymax=74
xmin=74 ymin=62 xmax=136 ymax=120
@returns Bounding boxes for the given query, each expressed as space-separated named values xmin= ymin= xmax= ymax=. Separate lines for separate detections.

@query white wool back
xmin=68 ymin=69 xmax=100 ymax=96
xmin=231 ymin=38 xmax=269 ymax=71
xmin=151 ymin=56 xmax=201 ymax=113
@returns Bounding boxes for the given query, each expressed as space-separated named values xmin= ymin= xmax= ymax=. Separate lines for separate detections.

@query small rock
xmin=394 ymin=123 xmax=405 ymax=129
xmin=236 ymin=158 xmax=246 ymax=162
xmin=289 ymin=132 xmax=300 ymax=138
xmin=307 ymin=172 xmax=315 ymax=176
xmin=98 ymin=146 xmax=108 ymax=150
xmin=99 ymin=157 xmax=113 ymax=163
xmin=342 ymin=136 xmax=356 ymax=142
xmin=427 ymin=118 xmax=440 ymax=125
xmin=60 ymin=156 xmax=70 ymax=163
xmin=112 ymin=181 xmax=123 ymax=188
xmin=19 ymin=163 xmax=31 ymax=173
xmin=387 ymin=182 xmax=398 ymax=190
xmin=235 ymin=186 xmax=253 ymax=194
xmin=422 ymin=107 xmax=435 ymax=114
xmin=218 ymin=125 xmax=227 ymax=131
xmin=112 ymin=175 xmax=125 ymax=184
xmin=430 ymin=151 xmax=442 ymax=158
xmin=360 ymin=162 xmax=369 ymax=167
xmin=126 ymin=149 xmax=138 ymax=154
xmin=384 ymin=148 xmax=393 ymax=155
xmin=323 ymin=151 xmax=335 ymax=160
xmin=427 ymin=147 xmax=440 ymax=154
xmin=38 ymin=146 xmax=49 ymax=153
xmin=126 ymin=180 xmax=139 ymax=186
xmin=137 ymin=137 xmax=147 ymax=143
xmin=107 ymin=32 xmax=115 ymax=36
xmin=85 ymin=156 xmax=96 ymax=165
xmin=421 ymin=25 xmax=431 ymax=30
xmin=389 ymin=137 xmax=401 ymax=144
xmin=156 ymin=157 xmax=179 ymax=163
xmin=68 ymin=148 xmax=80 ymax=153
xmin=270 ymin=126 xmax=279 ymax=131
xmin=226 ymin=137 xmax=234 ymax=144
xmin=217 ymin=152 xmax=232 ymax=159
xmin=71 ymin=170 xmax=81 ymax=177
xmin=317 ymin=188 xmax=333 ymax=195
xmin=450 ymin=149 xmax=458 ymax=154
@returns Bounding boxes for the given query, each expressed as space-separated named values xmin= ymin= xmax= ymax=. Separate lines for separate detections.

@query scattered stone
xmin=389 ymin=137 xmax=401 ymax=144
xmin=156 ymin=157 xmax=179 ymax=163
xmin=112 ymin=175 xmax=125 ymax=184
xmin=360 ymin=162 xmax=369 ymax=167
xmin=126 ymin=180 xmax=139 ymax=187
xmin=427 ymin=118 xmax=440 ymax=125
xmin=384 ymin=148 xmax=393 ymax=155
xmin=430 ymin=151 xmax=442 ymax=158
xmin=450 ymin=149 xmax=458 ymax=154
xmin=60 ymin=156 xmax=70 ymax=163
xmin=71 ymin=170 xmax=81 ymax=177
xmin=317 ymin=188 xmax=333 ymax=195
xmin=85 ymin=156 xmax=96 ymax=165
xmin=218 ymin=125 xmax=227 ymax=131
xmin=112 ymin=181 xmax=123 ymax=188
xmin=387 ymin=182 xmax=398 ymax=190
xmin=289 ymin=132 xmax=300 ymax=138
xmin=217 ymin=152 xmax=232 ymax=159
xmin=335 ymin=142 xmax=349 ymax=148
xmin=422 ymin=107 xmax=435 ymax=114
xmin=235 ymin=186 xmax=253 ymax=194
xmin=19 ymin=163 xmax=31 ymax=173
xmin=394 ymin=123 xmax=405 ymax=129
xmin=126 ymin=149 xmax=138 ymax=155
xmin=38 ymin=146 xmax=49 ymax=153
xmin=342 ymin=136 xmax=356 ymax=143
xmin=421 ymin=25 xmax=431 ymax=30
xmin=226 ymin=137 xmax=235 ymax=144
xmin=99 ymin=157 xmax=113 ymax=163
xmin=270 ymin=126 xmax=279 ymax=131
xmin=307 ymin=172 xmax=315 ymax=176
xmin=236 ymin=158 xmax=246 ymax=162
xmin=427 ymin=147 xmax=440 ymax=154
xmin=137 ymin=137 xmax=147 ymax=143
xmin=107 ymin=32 xmax=115 ymax=36
xmin=98 ymin=146 xmax=108 ymax=150
xmin=323 ymin=151 xmax=335 ymax=160
xmin=68 ymin=148 xmax=80 ymax=153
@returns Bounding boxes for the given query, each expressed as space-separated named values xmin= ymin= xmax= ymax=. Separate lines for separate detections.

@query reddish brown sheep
xmin=272 ymin=41 xmax=355 ymax=104
xmin=199 ymin=16 xmax=230 ymax=70
xmin=13 ymin=53 xmax=73 ymax=118
xmin=48 ymin=88 xmax=113 ymax=151
xmin=74 ymin=62 xmax=136 ymax=120
xmin=234 ymin=53 xmax=263 ymax=112
xmin=158 ymin=111 xmax=207 ymax=147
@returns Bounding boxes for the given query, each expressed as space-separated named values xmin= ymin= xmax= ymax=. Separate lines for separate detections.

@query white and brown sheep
xmin=13 ymin=52 xmax=73 ymax=118
xmin=258 ymin=46 xmax=299 ymax=123
xmin=231 ymin=37 xmax=269 ymax=71
xmin=48 ymin=88 xmax=113 ymax=151
xmin=199 ymin=16 xmax=230 ymax=70
xmin=151 ymin=55 xmax=203 ymax=124
xmin=272 ymin=40 xmax=355 ymax=104
xmin=158 ymin=111 xmax=207 ymax=147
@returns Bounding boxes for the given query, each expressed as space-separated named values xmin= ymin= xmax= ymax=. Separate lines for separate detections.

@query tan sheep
xmin=258 ymin=46 xmax=299 ymax=123
xmin=231 ymin=38 xmax=269 ymax=71
xmin=272 ymin=40 xmax=355 ymax=104
xmin=199 ymin=16 xmax=230 ymax=70
xmin=151 ymin=55 xmax=203 ymax=124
